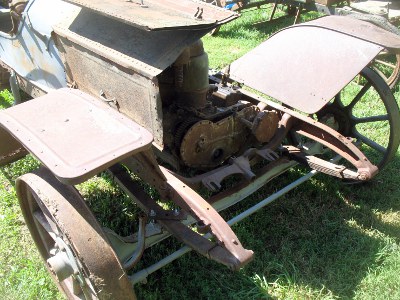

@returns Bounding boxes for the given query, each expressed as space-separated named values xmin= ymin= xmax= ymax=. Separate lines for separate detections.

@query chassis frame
xmin=0 ymin=0 xmax=400 ymax=299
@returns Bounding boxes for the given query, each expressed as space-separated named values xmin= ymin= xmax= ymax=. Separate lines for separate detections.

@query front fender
xmin=229 ymin=16 xmax=400 ymax=114
xmin=0 ymin=88 xmax=153 ymax=184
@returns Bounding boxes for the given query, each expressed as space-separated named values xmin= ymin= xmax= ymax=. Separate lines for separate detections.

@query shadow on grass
xmin=243 ymin=153 xmax=400 ymax=298
xmin=341 ymin=151 xmax=400 ymax=237
xmin=132 ymin=153 xmax=400 ymax=299
xmin=2 ymin=155 xmax=396 ymax=299
xmin=2 ymin=154 xmax=398 ymax=299
xmin=217 ymin=8 xmax=296 ymax=40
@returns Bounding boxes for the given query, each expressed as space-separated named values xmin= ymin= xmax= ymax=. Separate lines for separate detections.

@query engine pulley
xmin=179 ymin=116 xmax=248 ymax=168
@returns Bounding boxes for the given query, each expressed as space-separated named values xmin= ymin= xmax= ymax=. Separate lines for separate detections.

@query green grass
xmin=1 ymin=6 xmax=400 ymax=300
xmin=0 ymin=89 xmax=62 ymax=299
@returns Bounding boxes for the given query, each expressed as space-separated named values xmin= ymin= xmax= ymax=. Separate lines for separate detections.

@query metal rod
xmin=227 ymin=154 xmax=341 ymax=227
xmin=9 ymin=71 xmax=21 ymax=105
xmin=269 ymin=0 xmax=279 ymax=21
xmin=129 ymin=167 xmax=323 ymax=285
xmin=123 ymin=214 xmax=147 ymax=270
xmin=129 ymin=246 xmax=191 ymax=284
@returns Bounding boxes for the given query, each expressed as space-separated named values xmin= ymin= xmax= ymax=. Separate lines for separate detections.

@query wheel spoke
xmin=375 ymin=50 xmax=390 ymax=58
xmin=372 ymin=68 xmax=389 ymax=82
xmin=332 ymin=94 xmax=344 ymax=108
xmin=317 ymin=67 xmax=399 ymax=174
xmin=352 ymin=114 xmax=389 ymax=124
xmin=353 ymin=131 xmax=386 ymax=154
xmin=33 ymin=210 xmax=58 ymax=240
xmin=374 ymin=59 xmax=396 ymax=69
xmin=347 ymin=82 xmax=372 ymax=109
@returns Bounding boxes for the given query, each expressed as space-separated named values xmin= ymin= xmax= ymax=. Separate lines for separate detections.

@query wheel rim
xmin=16 ymin=168 xmax=137 ymax=300
xmin=371 ymin=52 xmax=400 ymax=89
xmin=27 ymin=188 xmax=97 ymax=299
xmin=317 ymin=67 xmax=400 ymax=171
xmin=345 ymin=13 xmax=400 ymax=89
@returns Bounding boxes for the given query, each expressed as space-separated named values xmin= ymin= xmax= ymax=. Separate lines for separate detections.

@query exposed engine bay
xmin=159 ymin=40 xmax=280 ymax=169
xmin=153 ymin=35 xmax=387 ymax=188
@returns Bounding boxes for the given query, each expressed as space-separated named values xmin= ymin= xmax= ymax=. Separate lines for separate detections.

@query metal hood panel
xmin=54 ymin=9 xmax=216 ymax=77
xmin=64 ymin=0 xmax=238 ymax=31
xmin=230 ymin=17 xmax=386 ymax=114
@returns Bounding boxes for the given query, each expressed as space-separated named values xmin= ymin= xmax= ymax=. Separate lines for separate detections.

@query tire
xmin=16 ymin=167 xmax=137 ymax=300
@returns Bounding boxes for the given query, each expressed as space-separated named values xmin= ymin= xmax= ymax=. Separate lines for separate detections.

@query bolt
xmin=358 ymin=173 xmax=367 ymax=181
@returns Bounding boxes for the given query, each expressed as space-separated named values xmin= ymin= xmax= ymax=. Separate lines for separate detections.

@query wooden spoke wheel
xmin=16 ymin=167 xmax=136 ymax=300
xmin=348 ymin=13 xmax=400 ymax=89
xmin=370 ymin=51 xmax=400 ymax=90
xmin=316 ymin=67 xmax=400 ymax=171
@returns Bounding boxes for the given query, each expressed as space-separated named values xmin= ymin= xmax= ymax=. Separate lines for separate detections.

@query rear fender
xmin=229 ymin=16 xmax=400 ymax=114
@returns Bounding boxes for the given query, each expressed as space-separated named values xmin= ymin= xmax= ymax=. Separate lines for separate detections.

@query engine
xmin=158 ymin=40 xmax=280 ymax=169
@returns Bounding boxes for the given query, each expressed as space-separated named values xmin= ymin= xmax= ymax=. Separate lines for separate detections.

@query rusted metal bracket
xmin=171 ymin=147 xmax=279 ymax=192
xmin=160 ymin=165 xmax=254 ymax=269
xmin=204 ymin=155 xmax=255 ymax=191
xmin=120 ymin=148 xmax=255 ymax=269
xmin=109 ymin=163 xmax=253 ymax=270
xmin=123 ymin=213 xmax=147 ymax=270
xmin=284 ymin=146 xmax=360 ymax=179
xmin=241 ymin=90 xmax=379 ymax=180
xmin=291 ymin=121 xmax=377 ymax=180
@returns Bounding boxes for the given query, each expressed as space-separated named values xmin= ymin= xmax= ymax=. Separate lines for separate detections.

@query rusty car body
xmin=0 ymin=0 xmax=399 ymax=298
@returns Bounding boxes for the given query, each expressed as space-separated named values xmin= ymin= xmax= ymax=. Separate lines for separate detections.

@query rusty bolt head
xmin=358 ymin=172 xmax=368 ymax=181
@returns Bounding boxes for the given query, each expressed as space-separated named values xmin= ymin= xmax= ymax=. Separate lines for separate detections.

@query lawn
xmin=1 ymin=5 xmax=400 ymax=300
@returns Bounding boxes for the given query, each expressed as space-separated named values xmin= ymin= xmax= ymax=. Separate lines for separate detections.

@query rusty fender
xmin=229 ymin=16 xmax=400 ymax=115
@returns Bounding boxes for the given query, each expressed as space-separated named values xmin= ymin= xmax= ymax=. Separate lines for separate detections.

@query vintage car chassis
xmin=0 ymin=0 xmax=400 ymax=299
